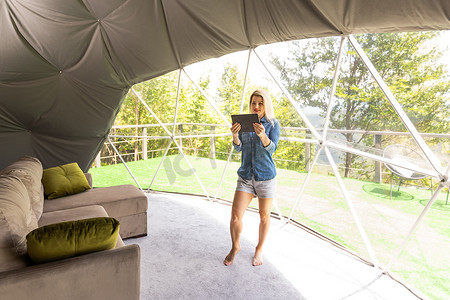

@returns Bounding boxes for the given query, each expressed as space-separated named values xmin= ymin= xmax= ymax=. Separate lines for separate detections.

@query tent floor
xmin=125 ymin=191 xmax=420 ymax=300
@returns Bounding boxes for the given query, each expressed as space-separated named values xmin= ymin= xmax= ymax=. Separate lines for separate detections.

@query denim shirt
xmin=233 ymin=116 xmax=280 ymax=181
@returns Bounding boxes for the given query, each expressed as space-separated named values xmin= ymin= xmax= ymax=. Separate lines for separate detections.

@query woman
xmin=224 ymin=89 xmax=280 ymax=266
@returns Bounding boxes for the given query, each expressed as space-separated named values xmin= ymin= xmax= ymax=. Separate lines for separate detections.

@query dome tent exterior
xmin=1 ymin=0 xmax=450 ymax=298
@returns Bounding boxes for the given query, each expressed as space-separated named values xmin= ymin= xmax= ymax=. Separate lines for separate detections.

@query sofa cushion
xmin=42 ymin=162 xmax=91 ymax=199
xmin=0 ymin=175 xmax=39 ymax=255
xmin=0 ymin=211 xmax=31 ymax=272
xmin=27 ymin=217 xmax=120 ymax=264
xmin=0 ymin=245 xmax=30 ymax=272
xmin=43 ymin=184 xmax=148 ymax=218
xmin=0 ymin=156 xmax=44 ymax=220
xmin=39 ymin=205 xmax=125 ymax=247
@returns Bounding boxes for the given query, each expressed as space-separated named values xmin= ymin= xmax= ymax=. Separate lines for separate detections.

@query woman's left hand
xmin=253 ymin=123 xmax=271 ymax=147
xmin=253 ymin=123 xmax=265 ymax=138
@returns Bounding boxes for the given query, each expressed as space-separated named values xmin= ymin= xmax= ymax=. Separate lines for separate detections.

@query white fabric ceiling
xmin=0 ymin=0 xmax=449 ymax=171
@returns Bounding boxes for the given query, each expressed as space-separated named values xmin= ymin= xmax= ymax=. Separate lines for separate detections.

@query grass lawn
xmin=89 ymin=155 xmax=450 ymax=300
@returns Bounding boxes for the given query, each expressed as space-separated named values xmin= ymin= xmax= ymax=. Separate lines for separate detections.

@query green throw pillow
xmin=42 ymin=162 xmax=91 ymax=199
xmin=27 ymin=217 xmax=120 ymax=264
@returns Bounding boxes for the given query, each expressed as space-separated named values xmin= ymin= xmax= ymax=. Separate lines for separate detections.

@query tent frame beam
xmin=130 ymin=82 xmax=212 ymax=200
xmin=214 ymin=49 xmax=252 ymax=201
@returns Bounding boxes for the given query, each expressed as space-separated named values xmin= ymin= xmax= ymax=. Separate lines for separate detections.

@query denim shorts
xmin=235 ymin=176 xmax=277 ymax=199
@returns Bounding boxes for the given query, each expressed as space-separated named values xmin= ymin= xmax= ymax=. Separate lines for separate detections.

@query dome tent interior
xmin=1 ymin=0 xmax=450 ymax=299
xmin=1 ymin=0 xmax=450 ymax=172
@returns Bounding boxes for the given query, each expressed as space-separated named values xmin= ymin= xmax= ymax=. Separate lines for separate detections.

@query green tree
xmin=273 ymin=32 xmax=450 ymax=178
xmin=112 ymin=71 xmax=214 ymax=161
xmin=176 ymin=74 xmax=215 ymax=158
xmin=112 ymin=72 xmax=179 ymax=161
xmin=213 ymin=64 xmax=245 ymax=160
xmin=218 ymin=64 xmax=245 ymax=115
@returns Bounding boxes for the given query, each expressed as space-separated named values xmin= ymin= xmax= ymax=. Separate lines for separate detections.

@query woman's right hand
xmin=231 ymin=122 xmax=241 ymax=145
xmin=230 ymin=122 xmax=241 ymax=137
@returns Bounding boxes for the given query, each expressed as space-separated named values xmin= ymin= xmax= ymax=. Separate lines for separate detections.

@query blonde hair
xmin=249 ymin=89 xmax=276 ymax=125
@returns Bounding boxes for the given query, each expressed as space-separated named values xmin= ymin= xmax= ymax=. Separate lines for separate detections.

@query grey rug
xmin=125 ymin=193 xmax=305 ymax=300
xmin=125 ymin=192 xmax=419 ymax=300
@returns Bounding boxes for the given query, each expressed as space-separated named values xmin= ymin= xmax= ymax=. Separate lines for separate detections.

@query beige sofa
xmin=43 ymin=172 xmax=148 ymax=239
xmin=0 ymin=157 xmax=147 ymax=300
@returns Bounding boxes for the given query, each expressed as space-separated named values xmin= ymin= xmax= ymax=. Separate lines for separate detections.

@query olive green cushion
xmin=42 ymin=162 xmax=91 ymax=199
xmin=27 ymin=217 xmax=120 ymax=264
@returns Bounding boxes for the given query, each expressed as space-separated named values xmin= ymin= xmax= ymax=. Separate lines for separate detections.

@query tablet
xmin=231 ymin=114 xmax=260 ymax=132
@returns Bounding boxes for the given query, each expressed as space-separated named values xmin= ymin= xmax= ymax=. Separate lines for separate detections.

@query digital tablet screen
xmin=231 ymin=114 xmax=260 ymax=132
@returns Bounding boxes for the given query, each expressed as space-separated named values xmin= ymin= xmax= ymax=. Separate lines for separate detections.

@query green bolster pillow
xmin=27 ymin=217 xmax=120 ymax=264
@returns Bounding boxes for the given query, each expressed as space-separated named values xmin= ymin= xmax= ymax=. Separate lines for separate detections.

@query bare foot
xmin=252 ymin=249 xmax=263 ymax=266
xmin=224 ymin=247 xmax=240 ymax=266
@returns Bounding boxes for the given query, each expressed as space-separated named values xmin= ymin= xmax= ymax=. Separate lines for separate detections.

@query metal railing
xmin=95 ymin=123 xmax=450 ymax=185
